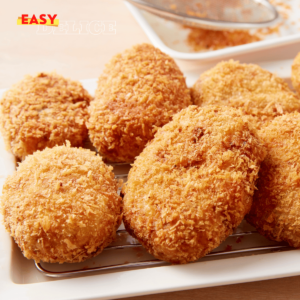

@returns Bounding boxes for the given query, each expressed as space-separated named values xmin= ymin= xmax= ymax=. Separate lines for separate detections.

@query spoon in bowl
xmin=126 ymin=0 xmax=279 ymax=30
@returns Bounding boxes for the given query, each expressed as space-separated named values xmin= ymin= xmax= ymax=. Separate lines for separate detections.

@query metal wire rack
xmin=34 ymin=164 xmax=292 ymax=278
xmin=34 ymin=229 xmax=291 ymax=278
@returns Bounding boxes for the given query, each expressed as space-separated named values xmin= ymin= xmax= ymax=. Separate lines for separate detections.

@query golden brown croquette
xmin=0 ymin=144 xmax=122 ymax=263
xmin=246 ymin=112 xmax=300 ymax=247
xmin=0 ymin=72 xmax=92 ymax=160
xmin=87 ymin=43 xmax=191 ymax=163
xmin=292 ymin=52 xmax=300 ymax=95
xmin=192 ymin=60 xmax=300 ymax=131
xmin=123 ymin=105 xmax=266 ymax=264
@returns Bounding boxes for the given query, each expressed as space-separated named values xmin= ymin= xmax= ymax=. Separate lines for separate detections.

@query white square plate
xmin=125 ymin=1 xmax=300 ymax=61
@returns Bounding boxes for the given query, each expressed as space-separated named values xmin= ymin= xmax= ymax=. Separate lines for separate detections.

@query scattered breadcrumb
xmin=246 ymin=112 xmax=300 ymax=247
xmin=0 ymin=72 xmax=92 ymax=160
xmin=184 ymin=0 xmax=291 ymax=52
xmin=123 ymin=105 xmax=265 ymax=264
xmin=269 ymin=0 xmax=291 ymax=12
xmin=185 ymin=27 xmax=261 ymax=51
xmin=0 ymin=144 xmax=122 ymax=263
xmin=87 ymin=43 xmax=191 ymax=163
xmin=191 ymin=60 xmax=300 ymax=131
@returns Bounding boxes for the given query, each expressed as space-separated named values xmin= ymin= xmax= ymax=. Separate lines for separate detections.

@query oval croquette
xmin=0 ymin=72 xmax=92 ymax=160
xmin=0 ymin=145 xmax=122 ymax=263
xmin=87 ymin=43 xmax=191 ymax=162
xmin=123 ymin=106 xmax=266 ymax=264
xmin=246 ymin=112 xmax=300 ymax=247
xmin=192 ymin=60 xmax=300 ymax=131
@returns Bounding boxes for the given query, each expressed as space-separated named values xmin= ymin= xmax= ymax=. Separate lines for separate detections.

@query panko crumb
xmin=192 ymin=60 xmax=300 ymax=131
xmin=292 ymin=52 xmax=300 ymax=95
xmin=185 ymin=27 xmax=261 ymax=51
xmin=87 ymin=43 xmax=191 ymax=163
xmin=123 ymin=105 xmax=265 ymax=264
xmin=0 ymin=144 xmax=122 ymax=263
xmin=246 ymin=112 xmax=300 ymax=247
xmin=0 ymin=72 xmax=92 ymax=160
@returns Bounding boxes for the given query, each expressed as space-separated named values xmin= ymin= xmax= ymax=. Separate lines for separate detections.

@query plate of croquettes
xmin=2 ymin=44 xmax=300 ymax=300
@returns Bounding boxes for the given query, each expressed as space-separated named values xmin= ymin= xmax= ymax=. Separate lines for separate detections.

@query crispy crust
xmin=246 ymin=112 xmax=300 ymax=247
xmin=0 ymin=72 xmax=92 ymax=160
xmin=123 ymin=105 xmax=266 ymax=264
xmin=87 ymin=43 xmax=191 ymax=162
xmin=292 ymin=52 xmax=300 ymax=95
xmin=191 ymin=60 xmax=300 ymax=131
xmin=0 ymin=145 xmax=122 ymax=263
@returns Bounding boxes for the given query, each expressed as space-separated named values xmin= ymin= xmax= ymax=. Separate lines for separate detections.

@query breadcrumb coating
xmin=292 ymin=52 xmax=300 ymax=95
xmin=0 ymin=145 xmax=122 ymax=263
xmin=246 ymin=112 xmax=300 ymax=247
xmin=123 ymin=106 xmax=265 ymax=264
xmin=192 ymin=60 xmax=300 ymax=130
xmin=0 ymin=72 xmax=92 ymax=160
xmin=87 ymin=43 xmax=191 ymax=162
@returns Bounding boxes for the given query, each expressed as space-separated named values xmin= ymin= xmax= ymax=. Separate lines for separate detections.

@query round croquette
xmin=191 ymin=60 xmax=300 ymax=131
xmin=87 ymin=43 xmax=191 ymax=163
xmin=0 ymin=72 xmax=92 ymax=160
xmin=292 ymin=52 xmax=300 ymax=95
xmin=246 ymin=112 xmax=300 ymax=247
xmin=0 ymin=144 xmax=122 ymax=263
xmin=123 ymin=105 xmax=266 ymax=264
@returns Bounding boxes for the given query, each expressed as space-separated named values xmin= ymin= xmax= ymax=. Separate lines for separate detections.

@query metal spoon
xmin=126 ymin=0 xmax=279 ymax=30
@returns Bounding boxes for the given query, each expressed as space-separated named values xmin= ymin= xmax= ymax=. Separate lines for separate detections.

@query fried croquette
xmin=0 ymin=144 xmax=122 ymax=263
xmin=0 ymin=72 xmax=92 ymax=160
xmin=123 ymin=105 xmax=266 ymax=264
xmin=87 ymin=43 xmax=191 ymax=162
xmin=292 ymin=52 xmax=300 ymax=95
xmin=246 ymin=112 xmax=300 ymax=247
xmin=192 ymin=60 xmax=300 ymax=130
